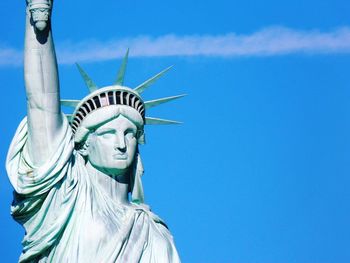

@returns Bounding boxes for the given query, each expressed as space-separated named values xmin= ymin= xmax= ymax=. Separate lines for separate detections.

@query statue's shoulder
xmin=131 ymin=202 xmax=169 ymax=229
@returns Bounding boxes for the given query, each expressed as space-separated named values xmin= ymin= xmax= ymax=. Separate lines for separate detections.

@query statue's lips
xmin=113 ymin=154 xmax=127 ymax=160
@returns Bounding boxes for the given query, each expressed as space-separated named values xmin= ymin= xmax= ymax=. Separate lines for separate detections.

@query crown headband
xmin=61 ymin=49 xmax=186 ymax=136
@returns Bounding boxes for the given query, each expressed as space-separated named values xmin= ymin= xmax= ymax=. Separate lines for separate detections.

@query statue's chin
xmin=35 ymin=21 xmax=47 ymax=31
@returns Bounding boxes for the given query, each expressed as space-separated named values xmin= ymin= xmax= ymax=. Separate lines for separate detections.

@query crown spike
xmin=145 ymin=117 xmax=182 ymax=125
xmin=76 ymin=63 xmax=98 ymax=93
xmin=134 ymin=66 xmax=173 ymax=94
xmin=115 ymin=49 xmax=129 ymax=85
xmin=61 ymin=99 xmax=80 ymax=108
xmin=144 ymin=94 xmax=186 ymax=109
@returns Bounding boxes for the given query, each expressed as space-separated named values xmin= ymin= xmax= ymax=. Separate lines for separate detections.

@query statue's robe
xmin=6 ymin=117 xmax=180 ymax=263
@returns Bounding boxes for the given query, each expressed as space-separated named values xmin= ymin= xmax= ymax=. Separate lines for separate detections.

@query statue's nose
xmin=114 ymin=133 xmax=126 ymax=152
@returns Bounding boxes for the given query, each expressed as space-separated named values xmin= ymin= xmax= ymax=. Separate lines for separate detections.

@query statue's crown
xmin=61 ymin=49 xmax=185 ymax=135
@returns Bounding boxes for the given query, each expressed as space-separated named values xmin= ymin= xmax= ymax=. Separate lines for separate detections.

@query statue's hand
xmin=27 ymin=0 xmax=52 ymax=31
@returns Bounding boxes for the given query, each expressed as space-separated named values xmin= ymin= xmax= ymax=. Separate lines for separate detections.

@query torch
xmin=27 ymin=0 xmax=52 ymax=31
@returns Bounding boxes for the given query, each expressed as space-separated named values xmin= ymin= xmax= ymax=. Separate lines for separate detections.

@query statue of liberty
xmin=6 ymin=0 xmax=183 ymax=262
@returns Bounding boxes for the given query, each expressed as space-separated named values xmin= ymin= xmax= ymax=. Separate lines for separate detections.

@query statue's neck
xmin=85 ymin=162 xmax=130 ymax=206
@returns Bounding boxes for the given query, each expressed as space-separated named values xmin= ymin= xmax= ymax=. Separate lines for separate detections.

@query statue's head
xmin=72 ymin=86 xmax=146 ymax=176
xmin=61 ymin=51 xmax=185 ymax=203
xmin=84 ymin=114 xmax=139 ymax=176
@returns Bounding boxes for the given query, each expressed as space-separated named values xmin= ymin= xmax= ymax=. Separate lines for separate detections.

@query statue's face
xmin=86 ymin=115 xmax=138 ymax=176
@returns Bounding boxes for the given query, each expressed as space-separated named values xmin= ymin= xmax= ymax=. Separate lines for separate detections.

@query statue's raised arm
xmin=24 ymin=0 xmax=63 ymax=166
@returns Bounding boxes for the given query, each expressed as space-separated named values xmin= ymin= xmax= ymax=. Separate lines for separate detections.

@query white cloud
xmin=0 ymin=46 xmax=23 ymax=66
xmin=2 ymin=26 xmax=350 ymax=66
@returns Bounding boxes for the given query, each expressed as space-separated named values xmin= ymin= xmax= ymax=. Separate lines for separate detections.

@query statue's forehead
xmin=95 ymin=115 xmax=138 ymax=131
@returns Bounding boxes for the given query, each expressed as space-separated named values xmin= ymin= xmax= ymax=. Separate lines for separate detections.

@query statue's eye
xmin=125 ymin=129 xmax=136 ymax=139
xmin=102 ymin=133 xmax=114 ymax=139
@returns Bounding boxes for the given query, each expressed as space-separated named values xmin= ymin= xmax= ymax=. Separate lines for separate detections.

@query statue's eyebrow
xmin=95 ymin=128 xmax=116 ymax=135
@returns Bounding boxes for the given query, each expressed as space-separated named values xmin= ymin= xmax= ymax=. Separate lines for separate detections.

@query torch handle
xmin=27 ymin=0 xmax=52 ymax=31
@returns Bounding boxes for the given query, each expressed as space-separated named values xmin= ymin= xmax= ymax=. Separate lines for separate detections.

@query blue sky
xmin=1 ymin=0 xmax=350 ymax=262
